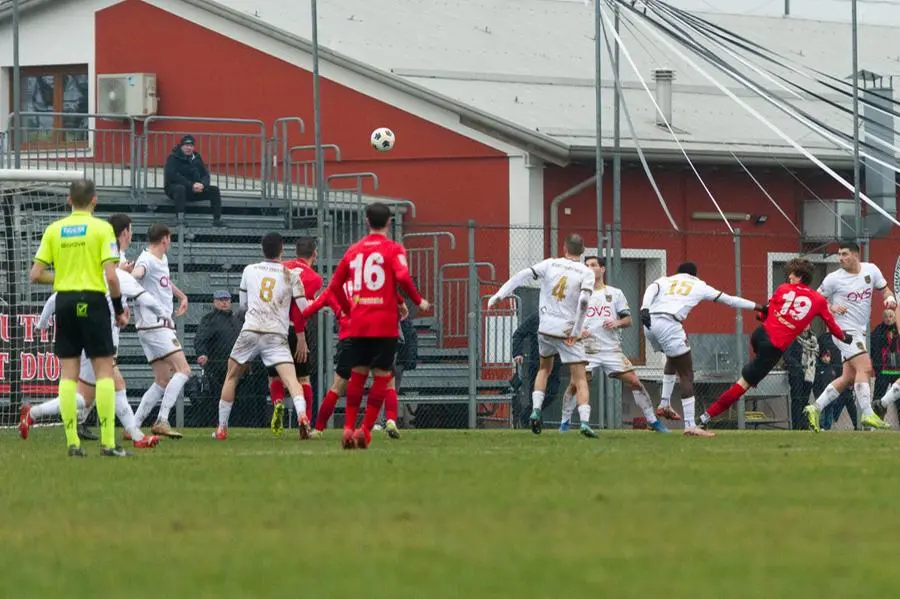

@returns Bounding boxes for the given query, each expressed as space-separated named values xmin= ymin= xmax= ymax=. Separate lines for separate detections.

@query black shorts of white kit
xmin=267 ymin=327 xmax=312 ymax=378
xmin=741 ymin=326 xmax=785 ymax=387
xmin=344 ymin=337 xmax=398 ymax=373
xmin=55 ymin=291 xmax=116 ymax=360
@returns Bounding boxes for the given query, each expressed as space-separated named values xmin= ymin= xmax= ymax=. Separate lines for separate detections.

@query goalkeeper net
xmin=0 ymin=169 xmax=84 ymax=429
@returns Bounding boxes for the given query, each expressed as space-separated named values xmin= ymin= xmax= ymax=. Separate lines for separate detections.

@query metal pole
xmin=612 ymin=2 xmax=622 ymax=288
xmin=851 ymin=0 xmax=862 ymax=246
xmin=467 ymin=220 xmax=478 ymax=429
xmin=312 ymin=0 xmax=326 ymax=243
xmin=13 ymin=0 xmax=22 ymax=169
xmin=784 ymin=0 xmax=790 ymax=17
xmin=595 ymin=0 xmax=604 ymax=256
xmin=175 ymin=223 xmax=186 ymax=428
xmin=734 ymin=228 xmax=745 ymax=430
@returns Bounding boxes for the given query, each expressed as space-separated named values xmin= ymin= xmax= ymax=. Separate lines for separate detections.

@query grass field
xmin=1 ymin=426 xmax=898 ymax=599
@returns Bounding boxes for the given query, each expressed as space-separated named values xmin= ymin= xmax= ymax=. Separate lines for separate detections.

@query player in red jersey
xmin=302 ymin=280 xmax=407 ymax=439
xmin=268 ymin=236 xmax=322 ymax=438
xmin=305 ymin=202 xmax=428 ymax=449
xmin=696 ymin=258 xmax=851 ymax=433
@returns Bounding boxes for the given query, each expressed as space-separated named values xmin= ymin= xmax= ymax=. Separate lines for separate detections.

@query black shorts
xmin=343 ymin=337 xmax=398 ymax=373
xmin=267 ymin=327 xmax=312 ymax=378
xmin=333 ymin=339 xmax=352 ymax=380
xmin=741 ymin=326 xmax=785 ymax=387
xmin=55 ymin=291 xmax=116 ymax=360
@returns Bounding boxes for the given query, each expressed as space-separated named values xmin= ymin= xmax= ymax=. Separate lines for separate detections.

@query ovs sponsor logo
xmin=847 ymin=288 xmax=872 ymax=302
xmin=586 ymin=305 xmax=612 ymax=318
xmin=159 ymin=275 xmax=170 ymax=288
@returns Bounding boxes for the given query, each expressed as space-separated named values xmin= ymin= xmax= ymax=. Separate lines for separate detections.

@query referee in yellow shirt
xmin=29 ymin=179 xmax=129 ymax=457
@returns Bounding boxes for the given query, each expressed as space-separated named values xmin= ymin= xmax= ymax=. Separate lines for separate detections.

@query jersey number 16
xmin=349 ymin=252 xmax=386 ymax=292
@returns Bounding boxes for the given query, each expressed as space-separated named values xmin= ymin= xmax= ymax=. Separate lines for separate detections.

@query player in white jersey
xmin=21 ymin=214 xmax=163 ymax=449
xmin=213 ymin=232 xmax=312 ymax=440
xmin=130 ymin=223 xmax=192 ymax=439
xmin=805 ymin=241 xmax=893 ymax=431
xmin=557 ymin=256 xmax=669 ymax=434
xmin=640 ymin=261 xmax=762 ymax=437
xmin=488 ymin=233 xmax=596 ymax=438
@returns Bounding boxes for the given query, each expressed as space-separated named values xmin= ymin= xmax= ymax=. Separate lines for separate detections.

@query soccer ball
xmin=371 ymin=127 xmax=395 ymax=152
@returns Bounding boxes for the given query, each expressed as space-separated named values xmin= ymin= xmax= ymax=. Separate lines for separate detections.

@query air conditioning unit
xmin=801 ymin=199 xmax=857 ymax=241
xmin=97 ymin=73 xmax=158 ymax=117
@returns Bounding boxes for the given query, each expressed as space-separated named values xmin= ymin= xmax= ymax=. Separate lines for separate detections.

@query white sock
xmin=114 ymin=390 xmax=143 ymax=441
xmin=157 ymin=372 xmax=190 ymax=423
xmin=854 ymin=382 xmax=874 ymax=418
xmin=134 ymin=383 xmax=166 ymax=425
xmin=632 ymin=388 xmax=658 ymax=423
xmin=77 ymin=394 xmax=91 ymax=424
xmin=682 ymin=396 xmax=696 ymax=428
xmin=218 ymin=400 xmax=233 ymax=428
xmin=292 ymin=395 xmax=307 ymax=419
xmin=577 ymin=403 xmax=591 ymax=425
xmin=561 ymin=390 xmax=577 ymax=422
xmin=660 ymin=374 xmax=676 ymax=408
xmin=879 ymin=381 xmax=900 ymax=407
xmin=814 ymin=384 xmax=840 ymax=411
xmin=31 ymin=396 xmax=86 ymax=420
xmin=532 ymin=390 xmax=545 ymax=411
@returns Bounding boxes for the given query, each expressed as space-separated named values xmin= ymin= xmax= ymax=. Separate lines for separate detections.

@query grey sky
xmin=574 ymin=0 xmax=900 ymax=26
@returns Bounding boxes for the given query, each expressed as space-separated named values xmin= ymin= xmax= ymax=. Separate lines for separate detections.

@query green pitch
xmin=1 ymin=427 xmax=898 ymax=599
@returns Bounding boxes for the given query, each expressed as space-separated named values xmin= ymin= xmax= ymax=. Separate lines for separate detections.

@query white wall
xmin=508 ymin=153 xmax=545 ymax=279
xmin=0 ymin=0 xmax=120 ymax=132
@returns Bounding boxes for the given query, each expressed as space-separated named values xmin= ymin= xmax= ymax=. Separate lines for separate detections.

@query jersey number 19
xmin=778 ymin=290 xmax=812 ymax=321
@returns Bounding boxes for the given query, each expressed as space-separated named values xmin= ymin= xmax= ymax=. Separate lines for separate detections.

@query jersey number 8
xmin=259 ymin=277 xmax=276 ymax=302
xmin=551 ymin=276 xmax=568 ymax=301
xmin=349 ymin=252 xmax=386 ymax=292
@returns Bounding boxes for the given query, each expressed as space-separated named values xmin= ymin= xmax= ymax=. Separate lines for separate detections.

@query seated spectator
xmin=164 ymin=135 xmax=225 ymax=227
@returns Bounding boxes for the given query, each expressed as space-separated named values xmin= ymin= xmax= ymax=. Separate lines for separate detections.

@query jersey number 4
xmin=779 ymin=290 xmax=812 ymax=321
xmin=259 ymin=277 xmax=276 ymax=302
xmin=349 ymin=252 xmax=386 ymax=292
xmin=551 ymin=276 xmax=568 ymax=301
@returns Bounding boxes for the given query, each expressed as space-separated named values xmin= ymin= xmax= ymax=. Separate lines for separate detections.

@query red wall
xmin=94 ymin=0 xmax=509 ymax=273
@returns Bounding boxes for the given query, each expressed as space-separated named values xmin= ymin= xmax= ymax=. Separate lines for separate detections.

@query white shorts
xmin=833 ymin=329 xmax=868 ymax=361
xmin=644 ymin=315 xmax=690 ymax=358
xmin=78 ymin=348 xmax=118 ymax=385
xmin=138 ymin=328 xmax=183 ymax=363
xmin=586 ymin=350 xmax=635 ymax=377
xmin=230 ymin=330 xmax=293 ymax=368
xmin=537 ymin=333 xmax=587 ymax=365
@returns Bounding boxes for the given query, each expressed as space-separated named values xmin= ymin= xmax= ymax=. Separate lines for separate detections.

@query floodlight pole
xmin=851 ymin=0 xmax=862 ymax=246
xmin=612 ymin=3 xmax=622 ymax=289
xmin=12 ymin=0 xmax=22 ymax=169
xmin=594 ymin=0 xmax=607 ymax=429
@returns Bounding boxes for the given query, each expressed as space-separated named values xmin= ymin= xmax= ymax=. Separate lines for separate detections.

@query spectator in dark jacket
xmin=871 ymin=309 xmax=899 ymax=417
xmin=784 ymin=326 xmax=817 ymax=429
xmin=192 ymin=290 xmax=241 ymax=424
xmin=511 ymin=312 xmax=562 ymax=428
xmin=816 ymin=333 xmax=858 ymax=430
xmin=395 ymin=316 xmax=418 ymax=392
xmin=164 ymin=135 xmax=224 ymax=227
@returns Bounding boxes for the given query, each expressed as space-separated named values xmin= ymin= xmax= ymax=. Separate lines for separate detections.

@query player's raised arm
xmin=489 ymin=261 xmax=545 ymax=308
xmin=303 ymin=287 xmax=332 ymax=319
xmin=390 ymin=246 xmax=425 ymax=309
xmin=708 ymin=286 xmax=762 ymax=312
xmin=37 ymin=293 xmax=57 ymax=330
xmin=324 ymin=255 xmax=353 ymax=316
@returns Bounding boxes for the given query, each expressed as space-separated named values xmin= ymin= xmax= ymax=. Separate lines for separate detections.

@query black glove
xmin=640 ymin=309 xmax=651 ymax=329
xmin=755 ymin=303 xmax=768 ymax=322
xmin=842 ymin=332 xmax=854 ymax=345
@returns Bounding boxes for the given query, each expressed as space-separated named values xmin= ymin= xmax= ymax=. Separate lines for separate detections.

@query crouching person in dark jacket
xmin=164 ymin=134 xmax=225 ymax=227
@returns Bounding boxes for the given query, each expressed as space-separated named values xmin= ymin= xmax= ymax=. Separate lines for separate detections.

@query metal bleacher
xmin=2 ymin=114 xmax=516 ymax=427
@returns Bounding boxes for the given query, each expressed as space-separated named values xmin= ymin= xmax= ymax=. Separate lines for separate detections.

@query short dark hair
xmin=262 ymin=232 xmax=284 ymax=259
xmin=69 ymin=180 xmax=96 ymax=209
xmin=365 ymin=202 xmax=392 ymax=230
xmin=147 ymin=223 xmax=171 ymax=244
xmin=785 ymin=258 xmax=813 ymax=285
xmin=676 ymin=262 xmax=698 ymax=276
xmin=107 ymin=213 xmax=131 ymax=239
xmin=838 ymin=241 xmax=860 ymax=254
xmin=584 ymin=256 xmax=605 ymax=267
xmin=295 ymin=236 xmax=318 ymax=259
xmin=564 ymin=233 xmax=584 ymax=256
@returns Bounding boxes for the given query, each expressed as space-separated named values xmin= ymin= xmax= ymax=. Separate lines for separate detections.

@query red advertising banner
xmin=0 ymin=312 xmax=59 ymax=396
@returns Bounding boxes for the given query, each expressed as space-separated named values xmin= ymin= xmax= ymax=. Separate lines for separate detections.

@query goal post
xmin=0 ymin=168 xmax=87 ymax=428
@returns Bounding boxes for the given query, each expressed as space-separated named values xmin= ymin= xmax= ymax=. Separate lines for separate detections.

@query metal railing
xmin=404 ymin=231 xmax=456 ymax=339
xmin=437 ymin=262 xmax=496 ymax=346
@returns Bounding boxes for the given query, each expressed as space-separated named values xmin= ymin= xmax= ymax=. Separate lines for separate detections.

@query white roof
xmin=211 ymin=0 xmax=900 ymax=163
